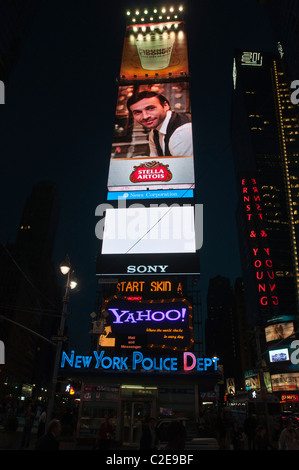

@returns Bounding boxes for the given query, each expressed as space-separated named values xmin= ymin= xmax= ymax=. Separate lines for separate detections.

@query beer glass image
xmin=136 ymin=31 xmax=175 ymax=70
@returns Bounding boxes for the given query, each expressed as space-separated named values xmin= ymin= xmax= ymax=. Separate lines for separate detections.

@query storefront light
xmin=121 ymin=385 xmax=157 ymax=390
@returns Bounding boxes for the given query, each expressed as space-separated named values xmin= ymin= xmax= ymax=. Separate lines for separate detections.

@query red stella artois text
xmin=130 ymin=161 xmax=172 ymax=183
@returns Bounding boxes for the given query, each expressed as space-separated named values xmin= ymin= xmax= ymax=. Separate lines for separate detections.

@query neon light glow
xmin=101 ymin=296 xmax=193 ymax=351
xmin=108 ymin=307 xmax=187 ymax=324
xmin=60 ymin=350 xmax=220 ymax=373
xmin=241 ymin=178 xmax=279 ymax=308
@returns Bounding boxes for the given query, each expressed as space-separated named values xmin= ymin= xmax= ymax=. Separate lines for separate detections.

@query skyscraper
xmin=0 ymin=0 xmax=41 ymax=83
xmin=260 ymin=0 xmax=299 ymax=81
xmin=0 ymin=181 xmax=61 ymax=397
xmin=231 ymin=50 xmax=299 ymax=394
xmin=205 ymin=276 xmax=247 ymax=391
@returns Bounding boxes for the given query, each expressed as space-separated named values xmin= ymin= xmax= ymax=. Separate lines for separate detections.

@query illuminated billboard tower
xmin=95 ymin=5 xmax=204 ymax=355
xmin=96 ymin=5 xmax=200 ymax=278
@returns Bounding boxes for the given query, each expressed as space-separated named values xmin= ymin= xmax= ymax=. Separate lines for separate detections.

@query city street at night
xmin=1 ymin=0 xmax=299 ymax=457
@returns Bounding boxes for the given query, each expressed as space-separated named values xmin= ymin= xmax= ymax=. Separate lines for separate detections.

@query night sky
xmin=0 ymin=0 xmax=277 ymax=352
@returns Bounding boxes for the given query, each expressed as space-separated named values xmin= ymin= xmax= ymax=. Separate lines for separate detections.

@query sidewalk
xmin=0 ymin=429 xmax=91 ymax=450
xmin=0 ymin=417 xmax=81 ymax=450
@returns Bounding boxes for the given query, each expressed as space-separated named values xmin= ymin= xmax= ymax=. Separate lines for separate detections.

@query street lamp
xmin=46 ymin=254 xmax=78 ymax=428
xmin=60 ymin=255 xmax=71 ymax=275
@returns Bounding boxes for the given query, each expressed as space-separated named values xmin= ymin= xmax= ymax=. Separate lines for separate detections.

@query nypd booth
xmin=58 ymin=279 xmax=222 ymax=447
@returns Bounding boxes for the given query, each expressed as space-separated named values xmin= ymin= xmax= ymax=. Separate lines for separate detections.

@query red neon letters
xmin=241 ymin=178 xmax=279 ymax=307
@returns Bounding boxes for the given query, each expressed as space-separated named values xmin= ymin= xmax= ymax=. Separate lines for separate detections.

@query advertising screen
xmin=96 ymin=204 xmax=201 ymax=276
xmin=108 ymin=82 xmax=194 ymax=192
xmin=120 ymin=19 xmax=188 ymax=81
xmin=265 ymin=322 xmax=295 ymax=342
xmin=101 ymin=205 xmax=196 ymax=254
xmin=101 ymin=296 xmax=193 ymax=351
xmin=269 ymin=348 xmax=290 ymax=363
xmin=271 ymin=373 xmax=299 ymax=392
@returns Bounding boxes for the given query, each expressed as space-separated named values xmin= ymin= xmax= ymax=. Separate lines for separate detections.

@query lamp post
xmin=46 ymin=254 xmax=78 ymax=427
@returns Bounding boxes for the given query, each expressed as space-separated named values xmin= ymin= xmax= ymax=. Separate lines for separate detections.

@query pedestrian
xmin=139 ymin=417 xmax=159 ymax=450
xmin=21 ymin=402 xmax=35 ymax=448
xmin=255 ymin=424 xmax=272 ymax=450
xmin=95 ymin=416 xmax=114 ymax=450
xmin=243 ymin=413 xmax=257 ymax=450
xmin=165 ymin=421 xmax=186 ymax=450
xmin=37 ymin=407 xmax=47 ymax=438
xmin=35 ymin=419 xmax=61 ymax=450
xmin=216 ymin=409 xmax=228 ymax=449
xmin=278 ymin=419 xmax=299 ymax=450
xmin=230 ymin=417 xmax=243 ymax=450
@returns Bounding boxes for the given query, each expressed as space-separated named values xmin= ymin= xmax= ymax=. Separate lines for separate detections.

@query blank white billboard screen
xmin=101 ymin=206 xmax=196 ymax=254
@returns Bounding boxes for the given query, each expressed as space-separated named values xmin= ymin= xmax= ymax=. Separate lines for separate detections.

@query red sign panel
xmin=129 ymin=161 xmax=172 ymax=183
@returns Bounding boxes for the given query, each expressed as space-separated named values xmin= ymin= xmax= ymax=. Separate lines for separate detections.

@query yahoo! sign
xmin=102 ymin=299 xmax=192 ymax=350
xmin=108 ymin=307 xmax=187 ymax=324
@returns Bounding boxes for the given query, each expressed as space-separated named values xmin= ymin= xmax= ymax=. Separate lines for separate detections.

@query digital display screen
xmin=101 ymin=206 xmax=196 ymax=255
xmin=265 ymin=322 xmax=295 ymax=342
xmin=120 ymin=20 xmax=189 ymax=80
xmin=108 ymin=82 xmax=194 ymax=193
xmin=269 ymin=348 xmax=289 ymax=363
xmin=101 ymin=297 xmax=193 ymax=351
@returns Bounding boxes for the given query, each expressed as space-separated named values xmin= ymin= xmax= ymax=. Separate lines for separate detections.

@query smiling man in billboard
xmin=127 ymin=91 xmax=193 ymax=157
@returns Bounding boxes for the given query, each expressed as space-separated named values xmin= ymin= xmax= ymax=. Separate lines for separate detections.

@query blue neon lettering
xmin=94 ymin=350 xmax=104 ymax=368
xmin=133 ymin=351 xmax=143 ymax=369
xmin=204 ymin=358 xmax=213 ymax=369
xmin=61 ymin=350 xmax=74 ymax=367
xmin=60 ymin=350 xmax=218 ymax=373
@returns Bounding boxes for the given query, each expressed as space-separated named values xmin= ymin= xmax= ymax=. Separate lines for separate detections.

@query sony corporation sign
xmin=126 ymin=265 xmax=168 ymax=273
xmin=95 ymin=202 xmax=202 ymax=277
xmin=97 ymin=252 xmax=200 ymax=277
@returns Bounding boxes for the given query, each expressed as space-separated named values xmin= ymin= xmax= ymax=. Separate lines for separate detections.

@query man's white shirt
xmin=148 ymin=110 xmax=193 ymax=157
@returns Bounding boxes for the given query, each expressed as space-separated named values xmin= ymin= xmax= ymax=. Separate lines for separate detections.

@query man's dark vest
xmin=153 ymin=111 xmax=191 ymax=156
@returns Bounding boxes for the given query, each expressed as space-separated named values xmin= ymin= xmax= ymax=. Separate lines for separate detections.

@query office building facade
xmin=231 ymin=50 xmax=299 ymax=400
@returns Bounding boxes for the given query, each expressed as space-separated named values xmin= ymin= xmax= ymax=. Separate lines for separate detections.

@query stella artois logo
xmin=129 ymin=161 xmax=172 ymax=183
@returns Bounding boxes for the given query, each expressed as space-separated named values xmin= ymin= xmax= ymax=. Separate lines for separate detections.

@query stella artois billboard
xmin=108 ymin=82 xmax=194 ymax=192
